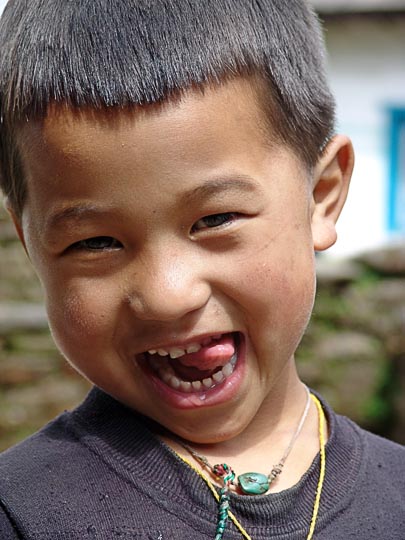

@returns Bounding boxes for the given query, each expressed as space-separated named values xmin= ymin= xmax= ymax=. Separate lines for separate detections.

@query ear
xmin=4 ymin=198 xmax=28 ymax=254
xmin=311 ymin=135 xmax=354 ymax=251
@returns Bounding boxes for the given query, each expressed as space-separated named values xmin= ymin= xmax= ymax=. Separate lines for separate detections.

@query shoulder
xmin=0 ymin=506 xmax=19 ymax=540
xmin=359 ymin=422 xmax=405 ymax=488
xmin=316 ymin=407 xmax=405 ymax=538
xmin=0 ymin=388 xmax=115 ymax=480
xmin=335 ymin=412 xmax=405 ymax=492
xmin=0 ymin=412 xmax=83 ymax=538
xmin=0 ymin=411 xmax=84 ymax=494
xmin=337 ymin=412 xmax=405 ymax=460
xmin=0 ymin=409 xmax=84 ymax=464
xmin=362 ymin=424 xmax=405 ymax=461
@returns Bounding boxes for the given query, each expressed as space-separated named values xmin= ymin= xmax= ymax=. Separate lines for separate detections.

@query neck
xmin=162 ymin=368 xmax=326 ymax=493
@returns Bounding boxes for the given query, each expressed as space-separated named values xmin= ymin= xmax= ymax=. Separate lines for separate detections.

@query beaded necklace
xmin=173 ymin=393 xmax=326 ymax=540
xmin=181 ymin=386 xmax=311 ymax=496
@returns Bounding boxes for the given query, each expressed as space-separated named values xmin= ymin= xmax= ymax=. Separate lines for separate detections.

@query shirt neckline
xmin=70 ymin=387 xmax=364 ymax=538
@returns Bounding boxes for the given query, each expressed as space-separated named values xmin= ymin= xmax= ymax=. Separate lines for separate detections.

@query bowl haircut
xmin=0 ymin=0 xmax=335 ymax=218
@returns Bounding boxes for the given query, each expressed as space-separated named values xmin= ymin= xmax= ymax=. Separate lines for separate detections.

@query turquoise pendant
xmin=238 ymin=472 xmax=269 ymax=495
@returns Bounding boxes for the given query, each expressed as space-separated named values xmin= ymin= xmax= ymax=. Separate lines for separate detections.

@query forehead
xmin=18 ymin=77 xmax=273 ymax=165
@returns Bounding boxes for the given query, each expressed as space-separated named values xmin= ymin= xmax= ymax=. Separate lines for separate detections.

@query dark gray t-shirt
xmin=1 ymin=388 xmax=404 ymax=539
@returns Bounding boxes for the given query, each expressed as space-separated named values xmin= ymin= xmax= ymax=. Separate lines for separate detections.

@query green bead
xmin=238 ymin=472 xmax=269 ymax=495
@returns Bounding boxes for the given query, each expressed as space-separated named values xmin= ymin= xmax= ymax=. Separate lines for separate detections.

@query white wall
xmin=323 ymin=16 xmax=405 ymax=255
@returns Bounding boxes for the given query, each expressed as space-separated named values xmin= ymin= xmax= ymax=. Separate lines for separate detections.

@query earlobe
xmin=311 ymin=135 xmax=354 ymax=252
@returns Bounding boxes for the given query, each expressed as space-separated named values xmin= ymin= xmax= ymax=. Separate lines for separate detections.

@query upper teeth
xmin=147 ymin=335 xmax=222 ymax=359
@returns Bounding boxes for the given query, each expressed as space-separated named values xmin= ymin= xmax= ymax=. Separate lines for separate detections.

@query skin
xmin=11 ymin=78 xmax=354 ymax=489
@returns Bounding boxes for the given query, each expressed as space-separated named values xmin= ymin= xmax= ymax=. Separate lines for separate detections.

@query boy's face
xmin=14 ymin=78 xmax=351 ymax=443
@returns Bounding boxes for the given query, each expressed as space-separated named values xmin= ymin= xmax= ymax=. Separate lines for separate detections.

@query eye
xmin=70 ymin=236 xmax=123 ymax=251
xmin=191 ymin=212 xmax=239 ymax=233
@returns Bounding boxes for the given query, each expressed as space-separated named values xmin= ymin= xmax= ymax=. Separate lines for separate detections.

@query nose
xmin=127 ymin=251 xmax=211 ymax=322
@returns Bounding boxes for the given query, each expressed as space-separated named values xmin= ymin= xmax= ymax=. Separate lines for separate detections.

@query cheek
xmin=224 ymin=236 xmax=316 ymax=331
xmin=44 ymin=280 xmax=119 ymax=355
xmin=248 ymin=261 xmax=315 ymax=313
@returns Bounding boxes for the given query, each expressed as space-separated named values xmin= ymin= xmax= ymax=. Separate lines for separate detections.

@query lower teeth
xmin=150 ymin=352 xmax=237 ymax=392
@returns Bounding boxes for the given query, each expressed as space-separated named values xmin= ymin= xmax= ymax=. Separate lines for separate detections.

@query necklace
xmin=173 ymin=392 xmax=326 ymax=540
xmin=180 ymin=385 xmax=311 ymax=495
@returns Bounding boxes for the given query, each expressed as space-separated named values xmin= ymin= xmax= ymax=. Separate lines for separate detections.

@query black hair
xmin=0 ymin=0 xmax=335 ymax=217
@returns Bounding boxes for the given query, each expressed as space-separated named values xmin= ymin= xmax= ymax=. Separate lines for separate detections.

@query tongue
xmin=168 ymin=334 xmax=237 ymax=382
xmin=176 ymin=333 xmax=236 ymax=370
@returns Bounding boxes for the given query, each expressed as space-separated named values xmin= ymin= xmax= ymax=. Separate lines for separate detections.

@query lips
xmin=141 ymin=332 xmax=240 ymax=394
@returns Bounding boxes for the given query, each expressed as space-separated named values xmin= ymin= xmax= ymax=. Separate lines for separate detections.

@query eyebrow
xmin=45 ymin=204 xmax=110 ymax=231
xmin=45 ymin=176 xmax=262 ymax=230
xmin=181 ymin=175 xmax=264 ymax=205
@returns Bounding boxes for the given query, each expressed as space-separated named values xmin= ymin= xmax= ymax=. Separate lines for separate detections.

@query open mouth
xmin=142 ymin=332 xmax=240 ymax=394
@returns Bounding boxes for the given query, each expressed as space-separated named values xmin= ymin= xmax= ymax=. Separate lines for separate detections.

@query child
xmin=0 ymin=0 xmax=404 ymax=538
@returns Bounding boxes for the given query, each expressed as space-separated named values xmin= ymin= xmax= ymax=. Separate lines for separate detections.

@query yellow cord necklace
xmin=174 ymin=394 xmax=326 ymax=540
